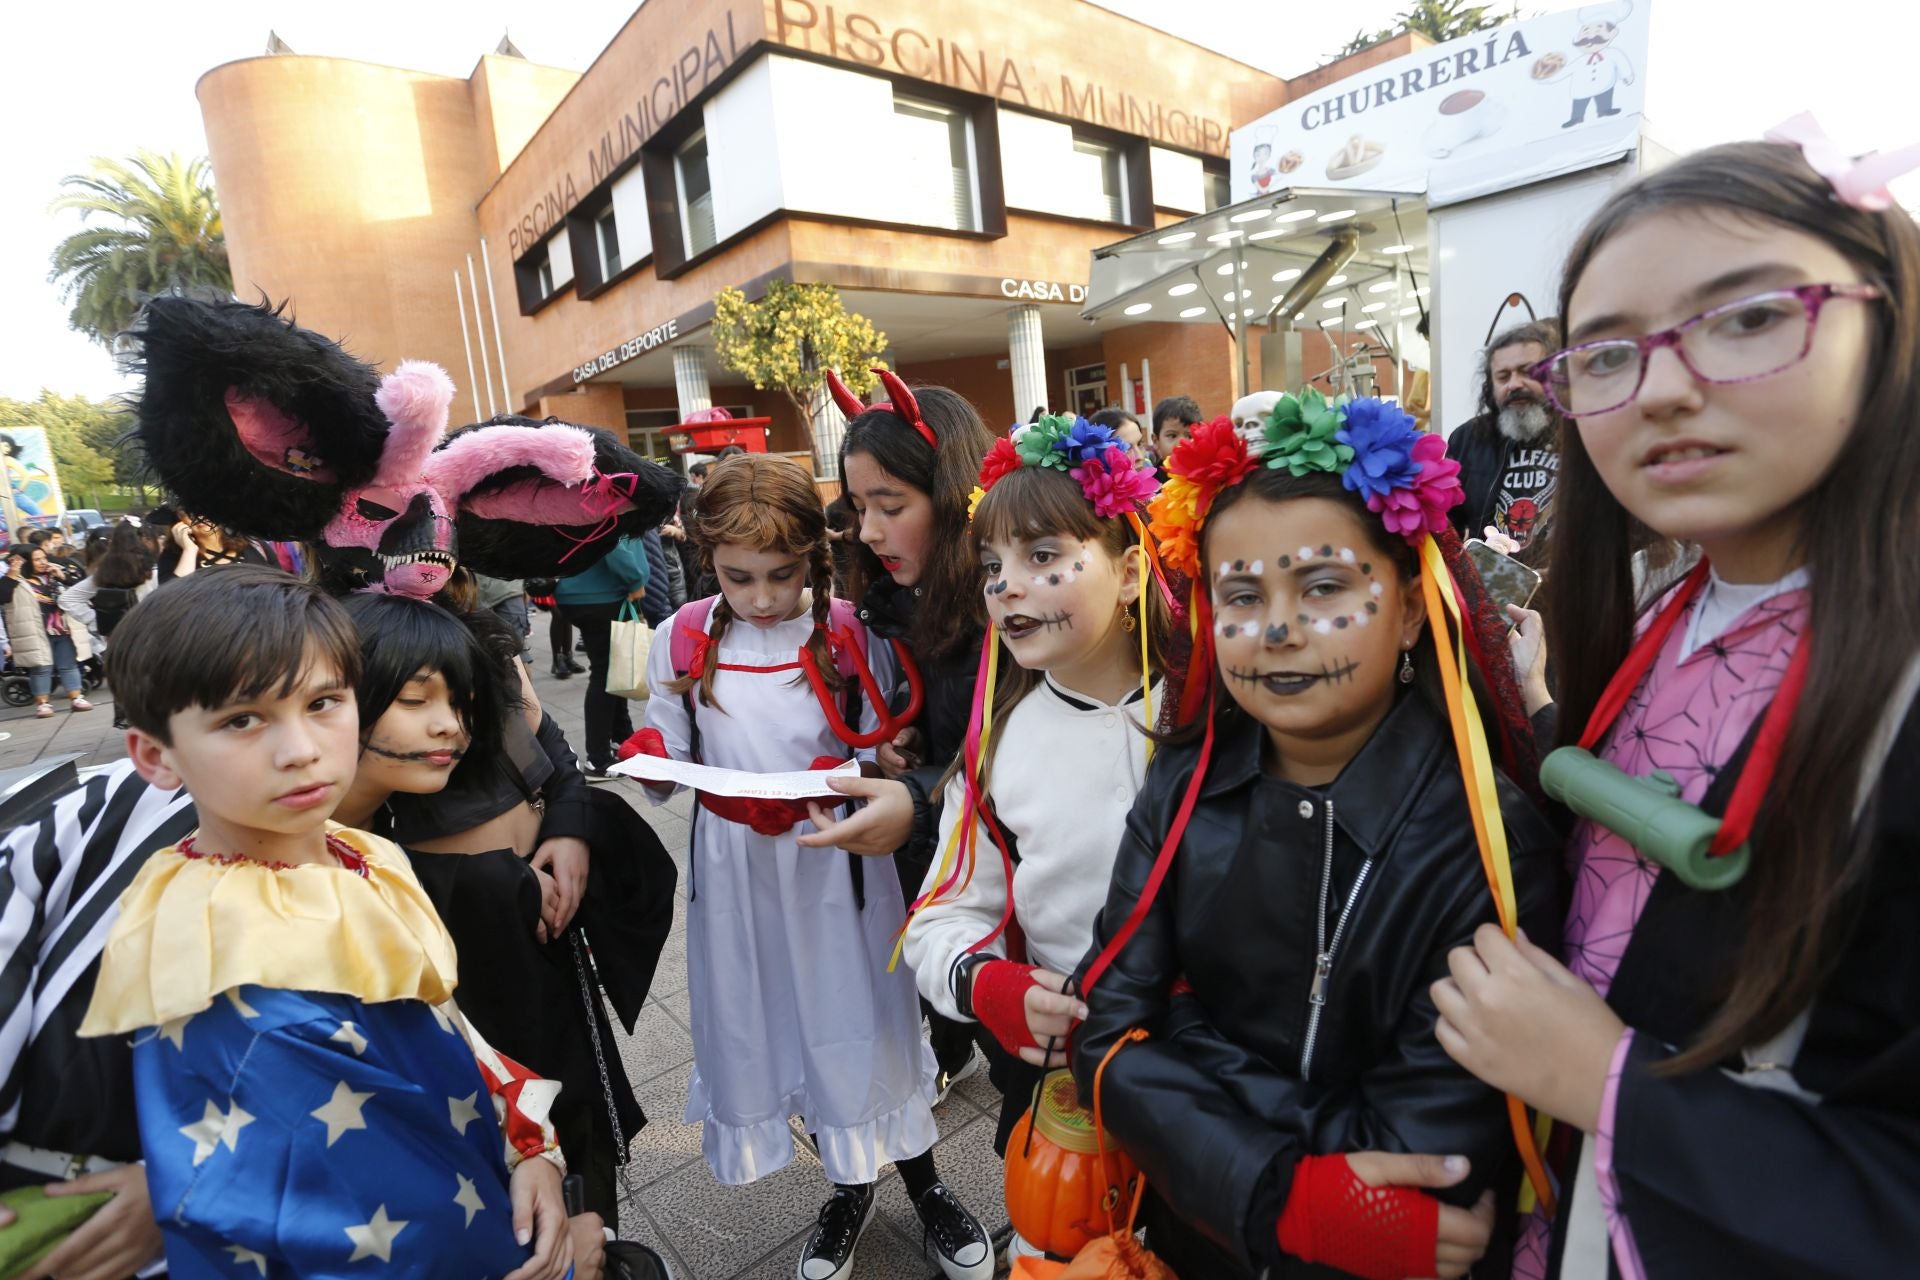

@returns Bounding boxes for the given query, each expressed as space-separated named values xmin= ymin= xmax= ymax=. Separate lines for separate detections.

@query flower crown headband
xmin=1146 ymin=391 xmax=1462 ymax=579
xmin=967 ymin=413 xmax=1160 ymax=521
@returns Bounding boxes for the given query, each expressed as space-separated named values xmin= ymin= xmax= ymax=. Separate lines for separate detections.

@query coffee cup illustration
xmin=1425 ymin=89 xmax=1506 ymax=157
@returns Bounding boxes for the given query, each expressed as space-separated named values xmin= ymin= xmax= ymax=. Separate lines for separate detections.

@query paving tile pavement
xmin=1 ymin=616 xmax=1013 ymax=1278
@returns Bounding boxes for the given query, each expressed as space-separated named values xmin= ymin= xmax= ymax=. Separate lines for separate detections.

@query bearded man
xmin=1445 ymin=318 xmax=1564 ymax=557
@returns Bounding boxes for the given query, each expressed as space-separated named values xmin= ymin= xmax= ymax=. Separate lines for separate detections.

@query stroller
xmin=2 ymin=654 xmax=106 ymax=707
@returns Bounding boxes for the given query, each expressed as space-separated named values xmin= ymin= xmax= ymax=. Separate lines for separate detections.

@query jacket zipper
xmin=1300 ymin=797 xmax=1374 ymax=1081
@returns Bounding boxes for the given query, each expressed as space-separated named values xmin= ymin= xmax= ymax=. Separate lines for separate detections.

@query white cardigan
xmin=903 ymin=674 xmax=1158 ymax=1020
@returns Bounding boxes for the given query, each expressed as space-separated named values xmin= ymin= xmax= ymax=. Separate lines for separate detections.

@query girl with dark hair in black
xmin=331 ymin=594 xmax=673 ymax=1234
xmin=797 ymin=378 xmax=998 ymax=1101
xmin=1433 ymin=133 xmax=1920 ymax=1277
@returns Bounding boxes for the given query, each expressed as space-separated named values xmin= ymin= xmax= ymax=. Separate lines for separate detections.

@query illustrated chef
xmin=1544 ymin=0 xmax=1636 ymax=128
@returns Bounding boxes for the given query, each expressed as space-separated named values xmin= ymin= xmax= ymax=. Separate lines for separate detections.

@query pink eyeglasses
xmin=1529 ymin=282 xmax=1884 ymax=417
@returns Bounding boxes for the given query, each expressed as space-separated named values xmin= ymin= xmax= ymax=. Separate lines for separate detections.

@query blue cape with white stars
xmin=134 ymin=984 xmax=534 ymax=1278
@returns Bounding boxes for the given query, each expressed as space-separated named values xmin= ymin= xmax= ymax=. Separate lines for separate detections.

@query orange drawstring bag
xmin=1011 ymin=1029 xmax=1177 ymax=1280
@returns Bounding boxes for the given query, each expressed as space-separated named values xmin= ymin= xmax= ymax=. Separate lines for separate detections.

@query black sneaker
xmin=913 ymin=1181 xmax=993 ymax=1280
xmin=934 ymin=1050 xmax=980 ymax=1105
xmin=583 ymin=763 xmax=619 ymax=784
xmin=549 ymin=662 xmax=574 ymax=680
xmin=797 ymin=1184 xmax=874 ymax=1280
xmin=567 ymin=657 xmax=588 ymax=673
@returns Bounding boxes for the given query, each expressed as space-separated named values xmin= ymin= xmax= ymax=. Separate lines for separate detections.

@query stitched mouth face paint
xmin=1002 ymin=611 xmax=1073 ymax=640
xmin=363 ymin=742 xmax=467 ymax=763
xmin=1224 ymin=659 xmax=1361 ymax=696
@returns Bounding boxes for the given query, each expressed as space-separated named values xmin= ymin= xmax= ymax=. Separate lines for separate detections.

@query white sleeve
xmin=900 ymin=767 xmax=1009 ymax=1021
xmin=57 ymin=576 xmax=97 ymax=631
xmin=637 ymin=624 xmax=693 ymax=805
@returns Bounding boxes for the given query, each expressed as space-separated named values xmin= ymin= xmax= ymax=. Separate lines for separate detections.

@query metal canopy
xmin=1082 ymin=187 xmax=1431 ymax=399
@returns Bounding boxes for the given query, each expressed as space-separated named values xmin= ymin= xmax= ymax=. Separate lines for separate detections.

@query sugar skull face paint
xmin=1204 ymin=495 xmax=1427 ymax=781
xmin=979 ymin=530 xmax=1138 ymax=684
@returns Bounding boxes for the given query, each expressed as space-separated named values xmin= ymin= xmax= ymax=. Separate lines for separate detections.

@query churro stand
xmin=1081 ymin=0 xmax=1662 ymax=435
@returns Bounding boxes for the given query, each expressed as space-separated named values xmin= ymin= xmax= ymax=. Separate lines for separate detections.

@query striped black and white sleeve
xmin=0 ymin=761 xmax=195 ymax=1132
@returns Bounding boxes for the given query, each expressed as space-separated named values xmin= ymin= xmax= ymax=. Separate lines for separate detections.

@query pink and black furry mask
xmin=133 ymin=297 xmax=682 ymax=598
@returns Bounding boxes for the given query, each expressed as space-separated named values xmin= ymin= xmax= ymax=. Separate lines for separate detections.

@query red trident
xmin=798 ymin=625 xmax=927 ymax=750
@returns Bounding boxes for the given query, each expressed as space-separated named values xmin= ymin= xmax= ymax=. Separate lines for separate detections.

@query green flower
xmin=1016 ymin=414 xmax=1076 ymax=470
xmin=1264 ymin=390 xmax=1354 ymax=475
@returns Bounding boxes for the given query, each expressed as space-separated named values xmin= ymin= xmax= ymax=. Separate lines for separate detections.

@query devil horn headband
xmin=824 ymin=367 xmax=938 ymax=451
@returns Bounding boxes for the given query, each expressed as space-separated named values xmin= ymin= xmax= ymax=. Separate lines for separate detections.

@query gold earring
xmin=1119 ymin=608 xmax=1137 ymax=633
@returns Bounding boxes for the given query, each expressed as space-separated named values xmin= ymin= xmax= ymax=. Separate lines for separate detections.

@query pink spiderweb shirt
xmin=1513 ymin=580 xmax=1806 ymax=1280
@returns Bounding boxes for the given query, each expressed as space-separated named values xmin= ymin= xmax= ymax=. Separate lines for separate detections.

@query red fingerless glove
xmin=971 ymin=960 xmax=1040 ymax=1054
xmin=618 ymin=728 xmax=667 ymax=761
xmin=1275 ymin=1154 xmax=1439 ymax=1280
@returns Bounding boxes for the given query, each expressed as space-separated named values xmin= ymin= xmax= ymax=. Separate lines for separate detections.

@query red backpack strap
xmin=668 ymin=597 xmax=719 ymax=677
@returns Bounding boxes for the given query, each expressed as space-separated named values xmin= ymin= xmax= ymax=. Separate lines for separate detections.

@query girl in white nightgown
xmin=627 ymin=453 xmax=991 ymax=1280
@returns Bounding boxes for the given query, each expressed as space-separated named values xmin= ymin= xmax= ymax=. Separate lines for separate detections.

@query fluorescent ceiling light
xmin=1179 ymin=306 xmax=1207 ymax=318
xmin=1123 ymin=302 xmax=1153 ymax=315
xmin=1230 ymin=208 xmax=1273 ymax=223
xmin=1272 ymin=268 xmax=1302 ymax=282
xmin=1317 ymin=209 xmax=1357 ymax=222
xmin=1159 ymin=231 xmax=1196 ymax=245
xmin=1168 ymin=282 xmax=1198 ymax=297
xmin=1381 ymin=243 xmax=1414 ymax=254
xmin=1275 ymin=208 xmax=1318 ymax=223
xmin=1368 ymin=281 xmax=1398 ymax=293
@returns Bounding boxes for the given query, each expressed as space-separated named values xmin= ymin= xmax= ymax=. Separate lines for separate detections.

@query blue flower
xmin=1334 ymin=398 xmax=1422 ymax=501
xmin=1063 ymin=418 xmax=1118 ymax=466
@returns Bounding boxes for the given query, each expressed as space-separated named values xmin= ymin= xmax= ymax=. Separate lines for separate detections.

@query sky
xmin=2 ymin=0 xmax=1914 ymax=402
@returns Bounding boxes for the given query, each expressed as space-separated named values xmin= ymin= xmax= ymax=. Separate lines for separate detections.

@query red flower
xmin=977 ymin=437 xmax=1023 ymax=490
xmin=1168 ymin=417 xmax=1256 ymax=490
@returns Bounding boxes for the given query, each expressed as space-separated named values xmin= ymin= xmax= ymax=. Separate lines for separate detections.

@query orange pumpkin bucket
xmin=1003 ymin=1069 xmax=1141 ymax=1260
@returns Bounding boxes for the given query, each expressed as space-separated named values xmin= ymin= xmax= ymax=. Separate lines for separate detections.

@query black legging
xmin=548 ymin=608 xmax=574 ymax=668
xmin=560 ymin=602 xmax=634 ymax=768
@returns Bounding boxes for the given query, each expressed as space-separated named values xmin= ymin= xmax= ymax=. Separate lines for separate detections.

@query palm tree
xmin=48 ymin=151 xmax=232 ymax=349
xmin=1338 ymin=1 xmax=1518 ymax=59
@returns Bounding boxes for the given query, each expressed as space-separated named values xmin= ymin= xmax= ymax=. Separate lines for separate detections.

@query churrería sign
xmin=1230 ymin=0 xmax=1650 ymax=204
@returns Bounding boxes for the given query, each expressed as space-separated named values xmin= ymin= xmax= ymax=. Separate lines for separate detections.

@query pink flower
xmin=1072 ymin=446 xmax=1161 ymax=519
xmin=1366 ymin=433 xmax=1463 ymax=543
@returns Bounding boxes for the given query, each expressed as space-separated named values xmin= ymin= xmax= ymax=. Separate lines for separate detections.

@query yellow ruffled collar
xmin=80 ymin=824 xmax=459 ymax=1037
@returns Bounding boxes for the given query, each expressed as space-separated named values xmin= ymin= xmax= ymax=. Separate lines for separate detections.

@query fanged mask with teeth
xmin=133 ymin=297 xmax=685 ymax=600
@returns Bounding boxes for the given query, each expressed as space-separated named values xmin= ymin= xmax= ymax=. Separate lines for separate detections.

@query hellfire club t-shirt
xmin=1493 ymin=446 xmax=1559 ymax=551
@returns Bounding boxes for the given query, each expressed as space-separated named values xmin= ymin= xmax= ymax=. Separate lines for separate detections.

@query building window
xmin=514 ymin=223 xmax=573 ymax=313
xmin=893 ymin=96 xmax=978 ymax=232
xmin=1204 ymin=167 xmax=1230 ymax=211
xmin=1064 ymin=363 xmax=1108 ymax=418
xmin=678 ymin=134 xmax=715 ymax=255
xmin=1072 ymin=136 xmax=1128 ymax=224
xmin=595 ymin=205 xmax=622 ymax=280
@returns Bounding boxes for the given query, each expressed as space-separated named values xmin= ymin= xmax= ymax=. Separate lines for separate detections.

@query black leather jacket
xmin=1073 ymin=690 xmax=1561 ymax=1277
xmin=856 ymin=577 xmax=983 ymax=865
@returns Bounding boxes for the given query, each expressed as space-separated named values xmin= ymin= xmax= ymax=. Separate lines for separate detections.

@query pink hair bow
xmin=1765 ymin=112 xmax=1920 ymax=212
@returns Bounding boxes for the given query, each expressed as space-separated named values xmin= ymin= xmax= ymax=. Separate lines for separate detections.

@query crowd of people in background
xmin=0 ymin=130 xmax=1915 ymax=1280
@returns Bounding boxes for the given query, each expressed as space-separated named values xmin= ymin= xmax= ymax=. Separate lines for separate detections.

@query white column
xmin=1008 ymin=305 xmax=1049 ymax=420
xmin=672 ymin=346 xmax=713 ymax=419
xmin=810 ymin=384 xmax=845 ymax=480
